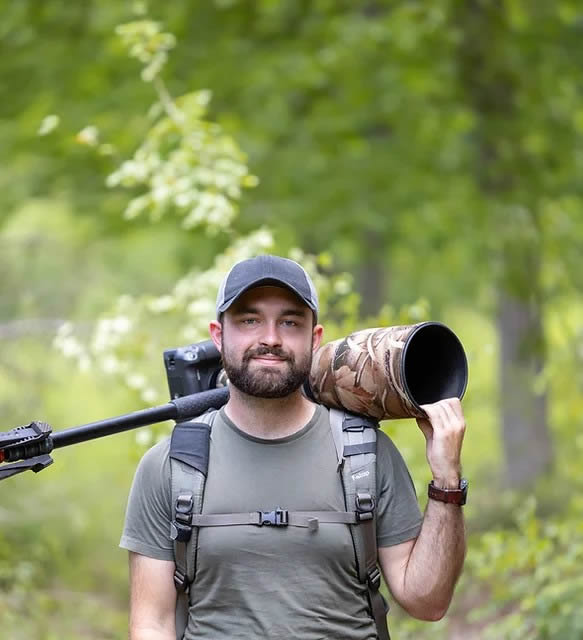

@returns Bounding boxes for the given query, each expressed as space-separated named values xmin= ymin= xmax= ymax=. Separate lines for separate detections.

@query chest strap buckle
xmin=257 ymin=508 xmax=289 ymax=526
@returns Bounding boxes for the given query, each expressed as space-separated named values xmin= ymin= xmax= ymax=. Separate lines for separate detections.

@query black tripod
xmin=0 ymin=339 xmax=228 ymax=482
xmin=0 ymin=386 xmax=229 ymax=482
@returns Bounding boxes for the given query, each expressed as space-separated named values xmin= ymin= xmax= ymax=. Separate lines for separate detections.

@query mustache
xmin=244 ymin=346 xmax=291 ymax=362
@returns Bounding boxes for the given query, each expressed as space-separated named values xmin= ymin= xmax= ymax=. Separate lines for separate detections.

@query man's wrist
xmin=431 ymin=472 xmax=461 ymax=489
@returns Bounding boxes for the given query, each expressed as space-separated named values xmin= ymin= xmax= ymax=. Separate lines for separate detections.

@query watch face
xmin=460 ymin=478 xmax=468 ymax=505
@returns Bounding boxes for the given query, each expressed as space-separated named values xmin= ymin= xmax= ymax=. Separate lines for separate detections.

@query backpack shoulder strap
xmin=332 ymin=408 xmax=391 ymax=640
xmin=169 ymin=409 xmax=218 ymax=640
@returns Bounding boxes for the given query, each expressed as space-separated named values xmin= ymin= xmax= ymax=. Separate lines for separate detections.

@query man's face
xmin=212 ymin=286 xmax=323 ymax=399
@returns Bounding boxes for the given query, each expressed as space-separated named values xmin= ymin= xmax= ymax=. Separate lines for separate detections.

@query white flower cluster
xmin=92 ymin=311 xmax=133 ymax=354
xmin=115 ymin=20 xmax=176 ymax=83
xmin=105 ymin=21 xmax=257 ymax=234
xmin=106 ymin=89 xmax=257 ymax=233
xmin=38 ymin=114 xmax=60 ymax=136
xmin=54 ymin=230 xmax=278 ymax=406
xmin=54 ymin=322 xmax=91 ymax=372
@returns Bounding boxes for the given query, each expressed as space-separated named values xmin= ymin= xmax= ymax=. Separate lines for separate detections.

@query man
xmin=120 ymin=254 xmax=467 ymax=639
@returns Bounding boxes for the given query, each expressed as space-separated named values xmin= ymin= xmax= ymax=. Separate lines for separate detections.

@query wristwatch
xmin=428 ymin=478 xmax=468 ymax=505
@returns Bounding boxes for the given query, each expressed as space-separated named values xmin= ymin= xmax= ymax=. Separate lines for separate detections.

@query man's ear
xmin=312 ymin=324 xmax=324 ymax=352
xmin=209 ymin=320 xmax=223 ymax=352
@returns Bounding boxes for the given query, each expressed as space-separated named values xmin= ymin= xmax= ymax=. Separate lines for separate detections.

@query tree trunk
xmin=455 ymin=0 xmax=554 ymax=486
xmin=498 ymin=290 xmax=553 ymax=487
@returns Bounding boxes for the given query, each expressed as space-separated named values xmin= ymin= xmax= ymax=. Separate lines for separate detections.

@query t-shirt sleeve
xmin=375 ymin=430 xmax=423 ymax=547
xmin=119 ymin=438 xmax=175 ymax=561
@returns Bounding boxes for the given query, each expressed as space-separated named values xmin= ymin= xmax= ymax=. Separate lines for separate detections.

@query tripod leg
xmin=0 ymin=455 xmax=53 ymax=481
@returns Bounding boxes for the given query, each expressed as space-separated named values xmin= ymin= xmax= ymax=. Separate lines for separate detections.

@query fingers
xmin=420 ymin=397 xmax=465 ymax=432
xmin=417 ymin=398 xmax=466 ymax=486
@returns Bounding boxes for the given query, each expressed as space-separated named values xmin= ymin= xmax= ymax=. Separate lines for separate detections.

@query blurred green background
xmin=1 ymin=2 xmax=582 ymax=638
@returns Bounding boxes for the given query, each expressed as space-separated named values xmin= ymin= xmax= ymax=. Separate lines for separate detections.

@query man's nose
xmin=259 ymin=321 xmax=282 ymax=347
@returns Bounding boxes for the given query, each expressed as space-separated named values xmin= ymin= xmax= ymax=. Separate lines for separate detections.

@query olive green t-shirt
xmin=120 ymin=404 xmax=422 ymax=640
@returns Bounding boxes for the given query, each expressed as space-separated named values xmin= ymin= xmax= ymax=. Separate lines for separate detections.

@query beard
xmin=222 ymin=342 xmax=312 ymax=399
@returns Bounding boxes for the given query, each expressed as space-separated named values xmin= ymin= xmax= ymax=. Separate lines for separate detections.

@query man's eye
xmin=281 ymin=319 xmax=298 ymax=327
xmin=242 ymin=318 xmax=258 ymax=325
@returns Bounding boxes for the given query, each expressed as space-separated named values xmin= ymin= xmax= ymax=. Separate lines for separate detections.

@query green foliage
xmin=464 ymin=495 xmax=583 ymax=639
xmin=0 ymin=353 xmax=136 ymax=639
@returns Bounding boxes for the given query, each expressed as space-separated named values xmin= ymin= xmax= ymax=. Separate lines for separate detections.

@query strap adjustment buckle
xmin=171 ymin=493 xmax=194 ymax=542
xmin=367 ymin=566 xmax=382 ymax=591
xmin=170 ymin=520 xmax=193 ymax=542
xmin=175 ymin=493 xmax=194 ymax=520
xmin=173 ymin=569 xmax=189 ymax=591
xmin=355 ymin=492 xmax=375 ymax=522
xmin=257 ymin=508 xmax=289 ymax=526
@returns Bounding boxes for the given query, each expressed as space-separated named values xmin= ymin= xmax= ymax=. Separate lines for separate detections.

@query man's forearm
xmin=400 ymin=500 xmax=466 ymax=620
xmin=130 ymin=626 xmax=175 ymax=640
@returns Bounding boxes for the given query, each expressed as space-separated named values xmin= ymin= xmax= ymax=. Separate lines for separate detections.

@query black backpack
xmin=169 ymin=407 xmax=390 ymax=640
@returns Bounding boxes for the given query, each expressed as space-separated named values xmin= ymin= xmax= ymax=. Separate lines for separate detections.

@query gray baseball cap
xmin=216 ymin=255 xmax=319 ymax=319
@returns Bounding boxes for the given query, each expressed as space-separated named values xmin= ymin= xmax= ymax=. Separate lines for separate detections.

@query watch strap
xmin=428 ymin=478 xmax=468 ymax=505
